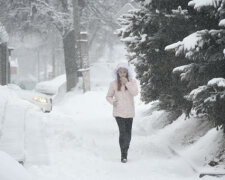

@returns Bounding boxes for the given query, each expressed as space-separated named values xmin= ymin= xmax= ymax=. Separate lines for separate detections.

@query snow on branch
xmin=208 ymin=78 xmax=225 ymax=88
xmin=173 ymin=64 xmax=195 ymax=73
xmin=165 ymin=30 xmax=207 ymax=59
xmin=186 ymin=85 xmax=208 ymax=101
xmin=186 ymin=78 xmax=225 ymax=102
xmin=166 ymin=29 xmax=225 ymax=60
xmin=188 ymin=0 xmax=218 ymax=10
xmin=33 ymin=0 xmax=72 ymax=35
xmin=173 ymin=63 xmax=197 ymax=82
xmin=185 ymin=77 xmax=225 ymax=128
xmin=188 ymin=0 xmax=225 ymax=27
xmin=219 ymin=19 xmax=225 ymax=27
xmin=121 ymin=36 xmax=139 ymax=43
xmin=172 ymin=6 xmax=188 ymax=15
xmin=164 ymin=41 xmax=182 ymax=52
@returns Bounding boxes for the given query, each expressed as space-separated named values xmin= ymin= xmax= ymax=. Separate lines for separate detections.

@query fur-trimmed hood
xmin=113 ymin=62 xmax=133 ymax=80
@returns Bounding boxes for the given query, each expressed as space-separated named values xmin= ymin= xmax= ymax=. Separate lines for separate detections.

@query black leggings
xmin=115 ymin=117 xmax=133 ymax=151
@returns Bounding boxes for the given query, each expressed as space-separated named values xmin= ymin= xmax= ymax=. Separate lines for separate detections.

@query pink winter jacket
xmin=106 ymin=79 xmax=138 ymax=118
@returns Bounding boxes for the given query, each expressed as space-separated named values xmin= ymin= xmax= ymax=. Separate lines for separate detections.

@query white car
xmin=32 ymin=96 xmax=52 ymax=113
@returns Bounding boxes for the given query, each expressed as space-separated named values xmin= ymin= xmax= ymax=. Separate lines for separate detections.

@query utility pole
xmin=79 ymin=32 xmax=91 ymax=92
xmin=73 ymin=0 xmax=91 ymax=92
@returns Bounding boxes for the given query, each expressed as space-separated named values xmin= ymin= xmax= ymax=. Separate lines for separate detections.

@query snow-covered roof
xmin=114 ymin=2 xmax=140 ymax=21
xmin=130 ymin=1 xmax=141 ymax=8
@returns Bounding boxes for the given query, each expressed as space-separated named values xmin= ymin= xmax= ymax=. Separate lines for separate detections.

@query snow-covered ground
xmin=0 ymin=45 xmax=225 ymax=180
xmin=25 ymin=91 xmax=224 ymax=180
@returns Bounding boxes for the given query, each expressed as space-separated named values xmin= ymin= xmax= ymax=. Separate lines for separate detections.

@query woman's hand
xmin=120 ymin=77 xmax=128 ymax=84
xmin=113 ymin=100 xmax=117 ymax=106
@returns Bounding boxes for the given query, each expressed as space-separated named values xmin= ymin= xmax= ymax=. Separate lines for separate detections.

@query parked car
xmin=32 ymin=96 xmax=52 ymax=113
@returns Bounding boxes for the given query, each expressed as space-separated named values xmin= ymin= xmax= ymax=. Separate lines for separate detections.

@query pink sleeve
xmin=125 ymin=79 xmax=138 ymax=96
xmin=106 ymin=82 xmax=115 ymax=105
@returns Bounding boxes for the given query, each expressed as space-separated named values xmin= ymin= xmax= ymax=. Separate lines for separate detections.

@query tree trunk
xmin=37 ymin=49 xmax=40 ymax=82
xmin=51 ymin=28 xmax=56 ymax=79
xmin=63 ymin=30 xmax=78 ymax=91
xmin=0 ymin=43 xmax=9 ymax=85
xmin=52 ymin=45 xmax=56 ymax=79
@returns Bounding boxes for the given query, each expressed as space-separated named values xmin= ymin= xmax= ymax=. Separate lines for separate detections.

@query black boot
xmin=121 ymin=148 xmax=128 ymax=163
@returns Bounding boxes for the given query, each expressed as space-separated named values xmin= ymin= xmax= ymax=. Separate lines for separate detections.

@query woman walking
xmin=106 ymin=62 xmax=138 ymax=163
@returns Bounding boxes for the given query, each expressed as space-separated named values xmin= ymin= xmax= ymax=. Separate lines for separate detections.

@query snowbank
xmin=135 ymin=101 xmax=225 ymax=175
xmin=0 ymin=85 xmax=33 ymax=161
xmin=0 ymin=85 xmax=48 ymax=166
xmin=0 ymin=151 xmax=33 ymax=180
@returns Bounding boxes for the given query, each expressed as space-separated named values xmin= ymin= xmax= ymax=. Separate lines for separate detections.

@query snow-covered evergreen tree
xmin=117 ymin=0 xmax=225 ymax=130
xmin=116 ymin=0 xmax=200 ymax=112
xmin=165 ymin=0 xmax=225 ymax=131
